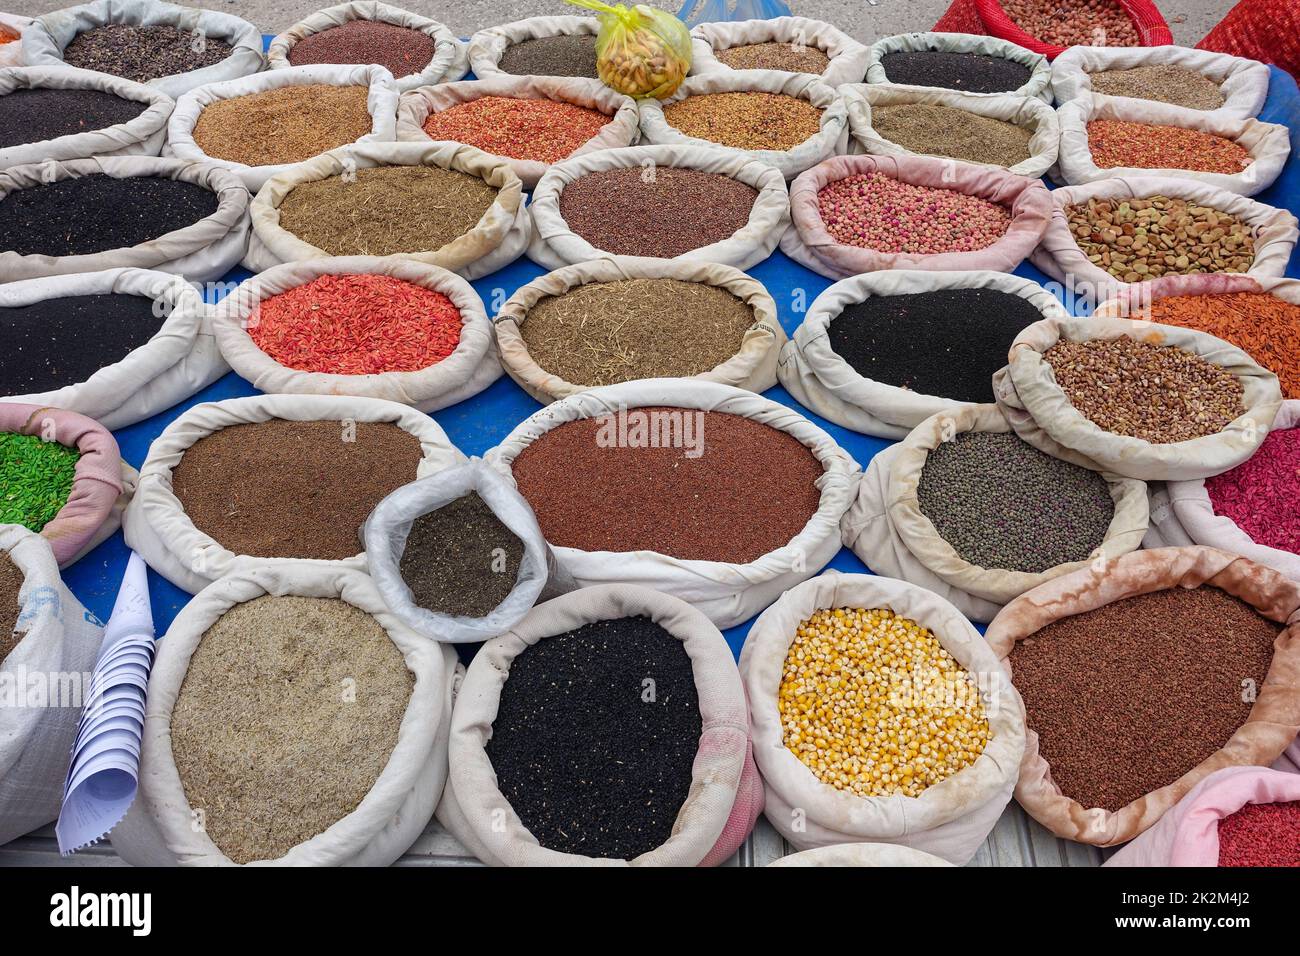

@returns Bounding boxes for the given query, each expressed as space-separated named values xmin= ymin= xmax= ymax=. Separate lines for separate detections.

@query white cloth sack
xmin=689 ymin=16 xmax=871 ymax=89
xmin=165 ymin=64 xmax=399 ymax=192
xmin=110 ymin=563 xmax=458 ymax=866
xmin=495 ymin=257 xmax=786 ymax=404
xmin=0 ymin=268 xmax=227 ymax=430
xmin=0 ymin=524 xmax=103 ymax=846
xmin=0 ymin=65 xmax=173 ymax=169
xmin=210 ymin=256 xmax=500 ymax=412
xmin=22 ymin=0 xmax=263 ymax=100
xmin=527 ymin=143 xmax=789 ymax=272
xmin=267 ymin=1 xmax=467 ymax=94
xmin=0 ymin=13 xmax=31 ymax=67
xmin=245 ymin=140 xmax=530 ymax=281
xmin=438 ymin=582 xmax=758 ymax=866
xmin=993 ymin=314 xmax=1285 ymax=482
xmin=739 ymin=570 xmax=1026 ymax=864
xmin=768 ymin=843 xmax=955 ymax=866
xmin=396 ymin=75 xmax=638 ymax=190
xmin=484 ymin=378 xmax=862 ymax=630
xmin=864 ymin=32 xmax=1051 ymax=101
xmin=467 ymin=15 xmax=598 ymax=78
xmin=638 ymin=70 xmax=848 ymax=181
xmin=122 ymin=393 xmax=465 ymax=594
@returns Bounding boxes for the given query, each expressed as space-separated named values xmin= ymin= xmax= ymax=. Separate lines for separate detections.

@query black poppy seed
xmin=878 ymin=50 xmax=1033 ymax=94
xmin=0 ymin=89 xmax=150 ymax=149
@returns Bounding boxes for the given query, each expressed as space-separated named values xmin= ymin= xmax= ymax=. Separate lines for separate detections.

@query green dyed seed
xmin=0 ymin=432 xmax=80 ymax=532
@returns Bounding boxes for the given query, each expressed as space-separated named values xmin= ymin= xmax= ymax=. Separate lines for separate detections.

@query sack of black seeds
xmin=111 ymin=562 xmax=458 ymax=865
xmin=438 ymin=582 xmax=762 ymax=866
xmin=768 ymin=844 xmax=955 ymax=867
xmin=688 ymin=17 xmax=871 ymax=89
xmin=1 ymin=267 xmax=226 ymax=430
xmin=466 ymin=15 xmax=599 ymax=79
xmin=863 ymin=32 xmax=1051 ymax=101
xmin=22 ymin=0 xmax=263 ymax=100
xmin=778 ymin=269 xmax=1069 ymax=439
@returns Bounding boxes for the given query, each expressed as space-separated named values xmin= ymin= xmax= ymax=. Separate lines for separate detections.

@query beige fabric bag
xmin=494 ymin=257 xmax=785 ymax=404
xmin=768 ymin=843 xmax=955 ymax=867
xmin=466 ymin=15 xmax=598 ymax=78
xmin=864 ymin=32 xmax=1051 ymax=101
xmin=688 ymin=16 xmax=871 ymax=89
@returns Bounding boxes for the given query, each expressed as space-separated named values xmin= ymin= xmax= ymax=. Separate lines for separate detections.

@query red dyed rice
xmin=1205 ymin=428 xmax=1300 ymax=554
xmin=1218 ymin=800 xmax=1300 ymax=867
xmin=421 ymin=96 xmax=611 ymax=164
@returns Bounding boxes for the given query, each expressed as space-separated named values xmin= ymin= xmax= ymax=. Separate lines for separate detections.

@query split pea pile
xmin=715 ymin=41 xmax=830 ymax=74
xmin=663 ymin=91 xmax=822 ymax=151
xmin=0 ymin=553 xmax=24 ymax=664
xmin=1089 ymin=65 xmax=1226 ymax=111
xmin=62 ymin=24 xmax=233 ymax=83
xmin=0 ymin=433 xmax=79 ymax=532
xmin=1086 ymin=120 xmax=1251 ymax=174
xmin=870 ymin=103 xmax=1033 ymax=168
xmin=192 ymin=85 xmax=372 ymax=167
xmin=1001 ymin=0 xmax=1139 ymax=47
xmin=421 ymin=96 xmax=610 ymax=165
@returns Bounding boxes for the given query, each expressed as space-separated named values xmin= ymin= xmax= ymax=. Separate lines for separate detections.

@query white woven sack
xmin=467 ymin=15 xmax=598 ymax=79
xmin=495 ymin=257 xmax=785 ymax=404
xmin=1055 ymin=95 xmax=1290 ymax=197
xmin=109 ymin=563 xmax=458 ymax=866
xmin=0 ymin=13 xmax=31 ymax=67
xmin=739 ymin=570 xmax=1025 ymax=864
xmin=689 ymin=16 xmax=871 ymax=89
xmin=864 ymin=32 xmax=1051 ymax=101
xmin=842 ymin=84 xmax=1058 ymax=179
xmin=484 ymin=378 xmax=861 ymax=629
xmin=0 ymin=524 xmax=102 ymax=846
xmin=210 ymin=256 xmax=500 ymax=412
xmin=245 ymin=140 xmax=530 ymax=281
xmin=0 ymin=268 xmax=226 ymax=430
xmin=768 ymin=843 xmax=955 ymax=867
xmin=267 ymin=1 xmax=466 ymax=94
xmin=638 ymin=69 xmax=848 ymax=180
xmin=22 ymin=0 xmax=263 ymax=100
xmin=0 ymin=155 xmax=249 ymax=284
xmin=1051 ymin=45 xmax=1271 ymax=122
xmin=0 ymin=65 xmax=173 ymax=169
xmin=396 ymin=75 xmax=638 ymax=189
xmin=165 ymin=64 xmax=399 ymax=192
xmin=778 ymin=270 xmax=1069 ymax=440
xmin=122 ymin=393 xmax=466 ymax=594
xmin=438 ymin=582 xmax=752 ymax=866
xmin=527 ymin=143 xmax=789 ymax=272
xmin=992 ymin=314 xmax=1285 ymax=482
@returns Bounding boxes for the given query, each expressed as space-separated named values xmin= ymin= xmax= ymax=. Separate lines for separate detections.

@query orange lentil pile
xmin=421 ymin=96 xmax=611 ymax=164
xmin=1086 ymin=120 xmax=1252 ymax=174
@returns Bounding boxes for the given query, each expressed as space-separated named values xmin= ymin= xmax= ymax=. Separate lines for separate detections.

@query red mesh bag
xmin=932 ymin=0 xmax=1173 ymax=60
xmin=1199 ymin=0 xmax=1300 ymax=80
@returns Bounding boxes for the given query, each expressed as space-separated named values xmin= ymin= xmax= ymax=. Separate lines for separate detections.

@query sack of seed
xmin=864 ymin=32 xmax=1051 ymax=101
xmin=527 ymin=143 xmax=789 ymax=272
xmin=111 ymin=563 xmax=459 ymax=865
xmin=768 ymin=843 xmax=955 ymax=867
xmin=740 ymin=571 xmax=1025 ymax=864
xmin=985 ymin=546 xmax=1300 ymax=846
xmin=689 ymin=16 xmax=872 ymax=90
xmin=467 ymin=15 xmax=599 ymax=79
xmin=841 ymin=405 xmax=1149 ymax=622
xmin=165 ymin=64 xmax=399 ymax=192
xmin=438 ymin=582 xmax=762 ymax=866
xmin=395 ymin=75 xmax=639 ymax=190
xmin=494 ymin=257 xmax=785 ymax=404
xmin=245 ymin=140 xmax=530 ymax=281
xmin=638 ymin=70 xmax=848 ymax=181
xmin=992 ymin=314 xmax=1284 ymax=481
xmin=123 ymin=393 xmax=465 ymax=593
xmin=267 ymin=1 xmax=467 ymax=94
xmin=483 ymin=378 xmax=861 ymax=630
xmin=1 ymin=268 xmax=226 ymax=430
xmin=0 ymin=13 xmax=31 ymax=68
xmin=210 ymin=256 xmax=500 ymax=412
xmin=22 ymin=0 xmax=263 ymax=100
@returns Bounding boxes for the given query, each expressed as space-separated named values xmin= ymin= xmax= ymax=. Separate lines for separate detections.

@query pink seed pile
xmin=1217 ymin=801 xmax=1300 ymax=867
xmin=1206 ymin=427 xmax=1300 ymax=554
xmin=816 ymin=172 xmax=1012 ymax=254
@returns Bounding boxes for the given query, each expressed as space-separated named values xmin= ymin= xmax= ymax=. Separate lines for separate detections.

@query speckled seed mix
xmin=62 ymin=23 xmax=233 ymax=83
xmin=879 ymin=51 xmax=1032 ymax=94
xmin=1218 ymin=801 xmax=1300 ymax=866
xmin=191 ymin=85 xmax=373 ymax=167
xmin=1089 ymin=65 xmax=1227 ymax=111
xmin=662 ymin=91 xmax=822 ymax=151
xmin=1001 ymin=0 xmax=1139 ymax=47
xmin=779 ymin=607 xmax=990 ymax=799
xmin=1010 ymin=586 xmax=1280 ymax=812
xmin=421 ymin=96 xmax=610 ymax=164
xmin=286 ymin=20 xmax=435 ymax=78
xmin=1086 ymin=120 xmax=1252 ymax=174
xmin=716 ymin=41 xmax=831 ymax=74
xmin=1044 ymin=337 xmax=1246 ymax=444
xmin=870 ymin=103 xmax=1033 ymax=168
xmin=0 ymin=552 xmax=24 ymax=664
xmin=1206 ymin=428 xmax=1300 ymax=554
xmin=496 ymin=34 xmax=599 ymax=78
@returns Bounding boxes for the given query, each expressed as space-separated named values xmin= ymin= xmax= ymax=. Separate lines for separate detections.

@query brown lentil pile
xmin=870 ymin=103 xmax=1033 ymax=168
xmin=1010 ymin=586 xmax=1281 ymax=811
xmin=496 ymin=34 xmax=599 ymax=78
xmin=1089 ymin=65 xmax=1227 ymax=111
xmin=61 ymin=24 xmax=233 ymax=83
xmin=1066 ymin=197 xmax=1256 ymax=281
xmin=286 ymin=20 xmax=436 ymax=78
xmin=1001 ymin=0 xmax=1139 ymax=47
xmin=1086 ymin=120 xmax=1251 ymax=174
xmin=662 ymin=91 xmax=823 ymax=151
xmin=171 ymin=595 xmax=412 ymax=863
xmin=0 ymin=553 xmax=24 ymax=664
xmin=191 ymin=85 xmax=373 ymax=167
xmin=715 ymin=41 xmax=831 ymax=74
xmin=1044 ymin=337 xmax=1246 ymax=443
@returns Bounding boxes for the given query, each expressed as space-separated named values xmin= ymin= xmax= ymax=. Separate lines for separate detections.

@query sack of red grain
xmin=933 ymin=0 xmax=1172 ymax=61
xmin=1198 ymin=0 xmax=1300 ymax=83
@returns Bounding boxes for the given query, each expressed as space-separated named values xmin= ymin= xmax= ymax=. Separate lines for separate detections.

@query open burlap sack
xmin=494 ymin=257 xmax=785 ymax=404
xmin=210 ymin=256 xmax=500 ymax=412
xmin=781 ymin=153 xmax=1053 ymax=281
xmin=437 ymin=582 xmax=762 ymax=866
xmin=0 ymin=65 xmax=173 ymax=169
xmin=245 ymin=140 xmax=529 ymax=281
xmin=0 ymin=156 xmax=249 ymax=284
xmin=0 ymin=13 xmax=31 ymax=67
xmin=122 ymin=393 xmax=465 ymax=593
xmin=396 ymin=75 xmax=638 ymax=189
xmin=740 ymin=571 xmax=1025 ymax=864
xmin=484 ymin=378 xmax=861 ymax=629
xmin=0 ymin=268 xmax=226 ymax=430
xmin=467 ymin=15 xmax=598 ymax=78
xmin=110 ymin=563 xmax=458 ymax=866
xmin=864 ymin=32 xmax=1051 ymax=101
xmin=689 ymin=16 xmax=871 ymax=89
xmin=527 ymin=143 xmax=789 ymax=272
xmin=267 ymin=1 xmax=466 ymax=94
xmin=986 ymin=546 xmax=1300 ymax=846
xmin=22 ymin=0 xmax=262 ymax=100
xmin=768 ymin=843 xmax=955 ymax=867
xmin=778 ymin=270 xmax=1068 ymax=440
xmin=992 ymin=314 xmax=1284 ymax=481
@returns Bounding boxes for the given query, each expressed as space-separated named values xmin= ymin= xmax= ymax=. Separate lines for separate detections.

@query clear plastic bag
xmin=565 ymin=0 xmax=691 ymax=99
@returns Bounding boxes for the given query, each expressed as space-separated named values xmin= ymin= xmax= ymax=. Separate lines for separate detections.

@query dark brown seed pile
xmin=287 ymin=20 xmax=436 ymax=78
xmin=0 ymin=89 xmax=148 ymax=148
xmin=716 ymin=41 xmax=831 ymax=74
xmin=62 ymin=24 xmax=233 ymax=83
xmin=0 ymin=552 xmax=24 ymax=664
xmin=497 ymin=34 xmax=599 ymax=78
xmin=879 ymin=50 xmax=1032 ymax=94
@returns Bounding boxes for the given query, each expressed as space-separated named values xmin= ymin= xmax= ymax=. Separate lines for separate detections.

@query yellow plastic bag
xmin=565 ymin=0 xmax=692 ymax=99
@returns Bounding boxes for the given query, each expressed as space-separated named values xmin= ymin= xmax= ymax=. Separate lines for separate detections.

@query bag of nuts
xmin=562 ymin=0 xmax=690 ymax=100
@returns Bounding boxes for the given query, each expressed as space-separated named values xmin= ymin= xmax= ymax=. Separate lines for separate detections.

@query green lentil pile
xmin=0 ymin=433 xmax=80 ymax=533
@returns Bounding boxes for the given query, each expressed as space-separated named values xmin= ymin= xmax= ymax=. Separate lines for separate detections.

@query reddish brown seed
xmin=1218 ymin=801 xmax=1300 ymax=866
xmin=1086 ymin=120 xmax=1251 ymax=174
xmin=287 ymin=20 xmax=436 ymax=78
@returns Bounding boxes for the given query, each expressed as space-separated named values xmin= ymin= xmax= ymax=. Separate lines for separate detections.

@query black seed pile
xmin=0 ymin=89 xmax=149 ymax=149
xmin=486 ymin=616 xmax=702 ymax=859
xmin=0 ymin=174 xmax=218 ymax=257
xmin=61 ymin=23 xmax=234 ymax=84
xmin=1 ymin=293 xmax=167 ymax=394
xmin=916 ymin=431 xmax=1116 ymax=573
xmin=826 ymin=288 xmax=1044 ymax=403
xmin=496 ymin=34 xmax=599 ymax=78
xmin=879 ymin=51 xmax=1033 ymax=94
